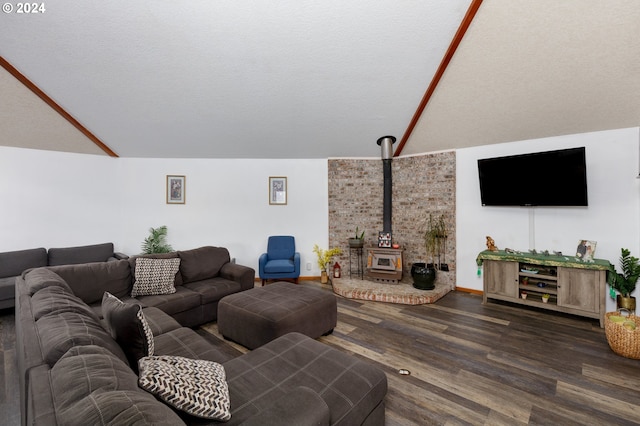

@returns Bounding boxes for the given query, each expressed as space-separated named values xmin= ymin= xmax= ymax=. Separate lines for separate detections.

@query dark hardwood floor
xmin=2 ymin=281 xmax=640 ymax=425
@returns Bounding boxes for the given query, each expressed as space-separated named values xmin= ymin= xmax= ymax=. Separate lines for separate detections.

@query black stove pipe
xmin=377 ymin=136 xmax=396 ymax=234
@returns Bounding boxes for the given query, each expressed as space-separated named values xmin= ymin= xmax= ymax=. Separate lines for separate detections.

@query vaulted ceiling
xmin=1 ymin=1 xmax=638 ymax=159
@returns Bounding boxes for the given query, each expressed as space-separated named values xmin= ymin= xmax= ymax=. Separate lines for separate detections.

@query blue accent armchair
xmin=258 ymin=236 xmax=300 ymax=285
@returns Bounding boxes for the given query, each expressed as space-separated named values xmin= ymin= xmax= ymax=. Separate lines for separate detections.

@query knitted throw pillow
xmin=131 ymin=257 xmax=180 ymax=297
xmin=138 ymin=355 xmax=231 ymax=421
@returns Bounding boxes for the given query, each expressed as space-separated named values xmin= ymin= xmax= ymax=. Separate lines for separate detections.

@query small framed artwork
xmin=269 ymin=176 xmax=287 ymax=205
xmin=166 ymin=175 xmax=186 ymax=204
xmin=378 ymin=232 xmax=392 ymax=248
xmin=576 ymin=240 xmax=597 ymax=262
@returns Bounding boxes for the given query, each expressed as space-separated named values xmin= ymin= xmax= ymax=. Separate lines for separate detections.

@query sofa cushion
xmin=102 ymin=292 xmax=154 ymax=370
xmin=129 ymin=252 xmax=183 ymax=286
xmin=0 ymin=277 xmax=16 ymax=302
xmin=154 ymin=327 xmax=235 ymax=363
xmin=47 ymin=242 xmax=114 ymax=266
xmin=141 ymin=306 xmax=183 ymax=336
xmin=50 ymin=345 xmax=183 ymax=425
xmin=138 ymin=355 xmax=231 ymax=421
xmin=47 ymin=259 xmax=132 ymax=304
xmin=183 ymin=277 xmax=242 ymax=304
xmin=222 ymin=332 xmax=387 ymax=425
xmin=22 ymin=268 xmax=73 ymax=295
xmin=240 ymin=386 xmax=331 ymax=426
xmin=131 ymin=257 xmax=181 ymax=297
xmin=0 ymin=247 xmax=47 ymax=278
xmin=36 ymin=311 xmax=128 ymax=366
xmin=134 ymin=286 xmax=201 ymax=317
xmin=178 ymin=246 xmax=230 ymax=284
xmin=31 ymin=286 xmax=100 ymax=322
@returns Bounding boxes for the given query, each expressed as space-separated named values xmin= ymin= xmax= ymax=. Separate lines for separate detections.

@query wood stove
xmin=365 ymin=247 xmax=403 ymax=284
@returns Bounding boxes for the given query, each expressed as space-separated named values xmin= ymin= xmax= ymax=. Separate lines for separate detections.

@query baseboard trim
xmin=455 ymin=286 xmax=483 ymax=295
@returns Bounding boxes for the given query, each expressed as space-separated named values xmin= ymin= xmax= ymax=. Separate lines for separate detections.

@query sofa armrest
xmin=239 ymin=386 xmax=330 ymax=426
xmin=220 ymin=262 xmax=255 ymax=291
xmin=111 ymin=252 xmax=129 ymax=260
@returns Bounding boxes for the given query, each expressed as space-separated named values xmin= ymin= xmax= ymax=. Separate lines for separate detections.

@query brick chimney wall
xmin=328 ymin=151 xmax=456 ymax=289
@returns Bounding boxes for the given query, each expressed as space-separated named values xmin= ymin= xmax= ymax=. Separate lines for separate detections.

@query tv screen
xmin=478 ymin=147 xmax=588 ymax=206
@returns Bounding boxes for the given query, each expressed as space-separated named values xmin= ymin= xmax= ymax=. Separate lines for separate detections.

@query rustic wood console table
xmin=477 ymin=250 xmax=612 ymax=327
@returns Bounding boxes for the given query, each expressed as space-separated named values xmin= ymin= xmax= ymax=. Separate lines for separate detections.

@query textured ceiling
xmin=403 ymin=0 xmax=640 ymax=155
xmin=1 ymin=1 xmax=638 ymax=159
xmin=0 ymin=0 xmax=470 ymax=158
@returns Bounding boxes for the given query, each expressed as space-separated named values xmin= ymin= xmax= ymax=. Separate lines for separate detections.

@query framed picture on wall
xmin=166 ymin=175 xmax=186 ymax=204
xmin=269 ymin=176 xmax=287 ymax=205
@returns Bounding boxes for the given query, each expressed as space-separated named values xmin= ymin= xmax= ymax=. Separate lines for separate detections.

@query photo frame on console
xmin=166 ymin=175 xmax=186 ymax=204
xmin=576 ymin=240 xmax=596 ymax=262
xmin=269 ymin=176 xmax=287 ymax=205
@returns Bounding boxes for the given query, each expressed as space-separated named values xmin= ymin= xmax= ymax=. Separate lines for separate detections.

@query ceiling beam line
xmin=394 ymin=0 xmax=483 ymax=157
xmin=0 ymin=56 xmax=118 ymax=157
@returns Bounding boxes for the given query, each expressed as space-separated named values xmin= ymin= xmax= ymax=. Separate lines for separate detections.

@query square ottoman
xmin=217 ymin=281 xmax=337 ymax=349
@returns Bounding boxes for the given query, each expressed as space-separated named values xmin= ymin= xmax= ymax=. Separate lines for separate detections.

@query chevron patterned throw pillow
xmin=131 ymin=257 xmax=181 ymax=297
xmin=138 ymin=355 xmax=231 ymax=421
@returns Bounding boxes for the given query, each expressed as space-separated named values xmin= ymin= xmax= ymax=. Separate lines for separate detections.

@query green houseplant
xmin=412 ymin=213 xmax=448 ymax=290
xmin=423 ymin=214 xmax=447 ymax=270
xmin=348 ymin=227 xmax=365 ymax=248
xmin=608 ymin=248 xmax=640 ymax=311
xmin=141 ymin=226 xmax=173 ymax=254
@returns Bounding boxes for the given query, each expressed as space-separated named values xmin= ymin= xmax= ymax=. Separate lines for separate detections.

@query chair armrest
xmin=293 ymin=252 xmax=301 ymax=274
xmin=220 ymin=262 xmax=255 ymax=291
xmin=239 ymin=386 xmax=330 ymax=426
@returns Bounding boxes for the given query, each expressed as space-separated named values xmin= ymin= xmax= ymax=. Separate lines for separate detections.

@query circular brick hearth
xmin=331 ymin=277 xmax=451 ymax=305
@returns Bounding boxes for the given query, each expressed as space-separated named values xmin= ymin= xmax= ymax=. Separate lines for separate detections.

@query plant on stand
xmin=412 ymin=213 xmax=447 ymax=290
xmin=141 ymin=226 xmax=173 ymax=254
xmin=313 ymin=244 xmax=342 ymax=284
xmin=349 ymin=227 xmax=365 ymax=248
xmin=608 ymin=248 xmax=640 ymax=312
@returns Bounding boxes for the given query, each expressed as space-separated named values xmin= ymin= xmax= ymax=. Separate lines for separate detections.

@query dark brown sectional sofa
xmin=16 ymin=245 xmax=387 ymax=425
xmin=0 ymin=242 xmax=127 ymax=310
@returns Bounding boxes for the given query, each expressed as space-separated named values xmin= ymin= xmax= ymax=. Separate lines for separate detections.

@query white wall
xmin=0 ymin=147 xmax=121 ymax=248
xmin=456 ymin=127 xmax=640 ymax=312
xmin=3 ymin=127 xmax=640 ymax=309
xmin=0 ymin=146 xmax=329 ymax=276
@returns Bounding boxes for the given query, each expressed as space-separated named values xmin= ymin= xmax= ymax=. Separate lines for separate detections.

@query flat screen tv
xmin=478 ymin=147 xmax=588 ymax=206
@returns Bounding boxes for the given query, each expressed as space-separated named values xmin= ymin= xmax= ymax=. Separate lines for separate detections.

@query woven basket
xmin=604 ymin=311 xmax=640 ymax=359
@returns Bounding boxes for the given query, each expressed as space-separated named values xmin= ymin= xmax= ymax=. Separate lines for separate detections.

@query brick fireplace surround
xmin=328 ymin=151 xmax=456 ymax=295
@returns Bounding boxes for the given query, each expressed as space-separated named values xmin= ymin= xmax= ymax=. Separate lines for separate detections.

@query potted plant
xmin=348 ymin=227 xmax=365 ymax=248
xmin=608 ymin=248 xmax=640 ymax=312
xmin=424 ymin=213 xmax=447 ymax=270
xmin=521 ymin=291 xmax=527 ymax=300
xmin=412 ymin=214 xmax=447 ymax=290
xmin=313 ymin=244 xmax=342 ymax=284
xmin=141 ymin=226 xmax=173 ymax=254
xmin=542 ymin=293 xmax=550 ymax=303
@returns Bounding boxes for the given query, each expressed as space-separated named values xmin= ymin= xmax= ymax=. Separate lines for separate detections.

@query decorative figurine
xmin=486 ymin=236 xmax=498 ymax=252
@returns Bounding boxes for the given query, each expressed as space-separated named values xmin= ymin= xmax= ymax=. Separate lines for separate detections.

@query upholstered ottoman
xmin=217 ymin=281 xmax=337 ymax=349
